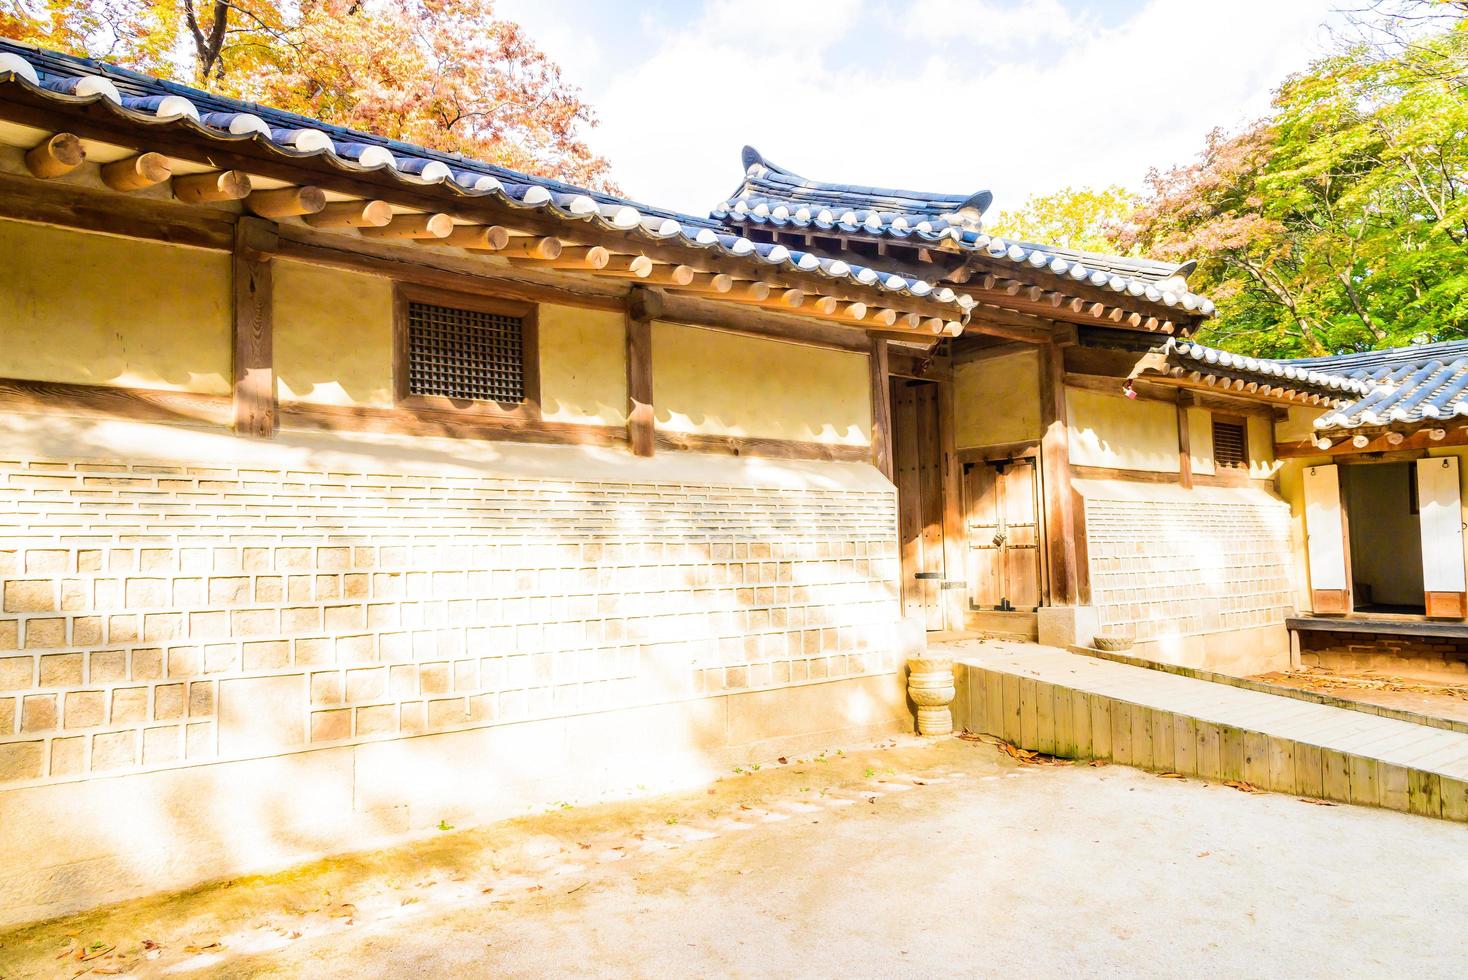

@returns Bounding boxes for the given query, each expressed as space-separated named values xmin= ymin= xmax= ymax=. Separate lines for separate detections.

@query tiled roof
xmin=0 ymin=41 xmax=968 ymax=316
xmin=1159 ymin=338 xmax=1468 ymax=432
xmin=713 ymin=147 xmax=1215 ymax=317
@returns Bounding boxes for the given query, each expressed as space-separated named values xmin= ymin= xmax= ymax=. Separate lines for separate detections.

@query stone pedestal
xmin=907 ymin=657 xmax=955 ymax=736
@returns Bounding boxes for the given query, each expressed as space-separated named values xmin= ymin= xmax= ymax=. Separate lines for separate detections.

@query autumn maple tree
xmin=989 ymin=185 xmax=1139 ymax=256
xmin=1 ymin=0 xmax=615 ymax=190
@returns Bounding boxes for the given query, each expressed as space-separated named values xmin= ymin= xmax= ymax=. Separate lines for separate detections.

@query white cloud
xmin=503 ymin=0 xmax=1346 ymax=217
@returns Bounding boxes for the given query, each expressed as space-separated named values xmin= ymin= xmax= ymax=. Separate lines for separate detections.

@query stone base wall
xmin=1300 ymin=630 xmax=1468 ymax=679
xmin=1079 ymin=480 xmax=1295 ymax=671
xmin=0 ymin=415 xmax=910 ymax=927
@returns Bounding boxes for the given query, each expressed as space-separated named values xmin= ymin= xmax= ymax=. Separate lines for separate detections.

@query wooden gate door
xmin=892 ymin=380 xmax=947 ymax=629
xmin=963 ymin=458 xmax=1041 ymax=611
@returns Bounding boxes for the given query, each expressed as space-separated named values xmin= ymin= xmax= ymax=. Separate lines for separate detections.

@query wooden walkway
xmin=946 ymin=642 xmax=1468 ymax=822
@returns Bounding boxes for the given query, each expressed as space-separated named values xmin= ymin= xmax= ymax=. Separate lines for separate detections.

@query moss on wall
xmin=652 ymin=322 xmax=870 ymax=444
xmin=952 ymin=350 xmax=1041 ymax=449
xmin=0 ymin=219 xmax=231 ymax=394
xmin=273 ymin=260 xmax=395 ymax=407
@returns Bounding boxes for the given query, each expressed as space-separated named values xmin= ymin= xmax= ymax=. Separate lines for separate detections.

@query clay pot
xmin=907 ymin=657 xmax=956 ymax=737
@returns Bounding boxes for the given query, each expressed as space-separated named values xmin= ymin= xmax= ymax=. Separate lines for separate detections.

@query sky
xmin=493 ymin=0 xmax=1350 ymax=217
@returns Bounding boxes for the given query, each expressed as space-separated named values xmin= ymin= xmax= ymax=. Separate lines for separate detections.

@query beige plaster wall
xmin=0 ymin=219 xmax=231 ymax=394
xmin=1186 ymin=406 xmax=1216 ymax=476
xmin=274 ymin=260 xmax=396 ymax=407
xmin=953 ymin=349 xmax=1042 ymax=449
xmin=538 ymin=305 xmax=627 ymax=426
xmin=1067 ymin=387 xmax=1180 ymax=473
xmin=652 ymin=322 xmax=870 ymax=444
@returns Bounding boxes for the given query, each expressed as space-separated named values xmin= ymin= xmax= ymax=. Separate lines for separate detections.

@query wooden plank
xmin=1196 ymin=722 xmax=1223 ymax=781
xmin=232 ymin=217 xmax=276 ymax=437
xmin=1379 ymin=764 xmax=1410 ymax=812
xmin=650 ymin=431 xmax=868 ymax=463
xmin=1090 ymin=695 xmax=1112 ymax=760
xmin=1001 ymin=673 xmax=1023 ymax=744
xmin=1444 ymin=778 xmax=1468 ymax=822
xmin=0 ymin=376 xmax=231 ymax=427
xmin=0 ymin=167 xmax=234 ymax=250
xmin=1019 ymin=677 xmax=1040 ymax=749
xmin=1072 ymin=689 xmax=1093 ymax=758
xmin=1321 ymin=749 xmax=1352 ymax=802
xmin=984 ymin=670 xmax=1004 ymax=737
xmin=1174 ymin=714 xmax=1198 ymax=777
xmin=1243 ymin=731 xmax=1271 ymax=788
xmin=1130 ymin=703 xmax=1154 ymax=770
xmin=1054 ymin=686 xmax=1076 ymax=758
xmin=1110 ymin=701 xmax=1133 ymax=766
xmin=1408 ymin=769 xmax=1443 ymax=818
xmin=1267 ymin=738 xmax=1296 ymax=793
xmin=1348 ymin=754 xmax=1381 ymax=807
xmin=1295 ymin=743 xmax=1325 ymax=798
xmin=1035 ymin=681 xmax=1056 ymax=755
xmin=280 ymin=402 xmax=625 ymax=447
xmin=869 ymin=339 xmax=894 ymax=480
xmin=1219 ymin=726 xmax=1246 ymax=782
xmin=1152 ymin=710 xmax=1175 ymax=773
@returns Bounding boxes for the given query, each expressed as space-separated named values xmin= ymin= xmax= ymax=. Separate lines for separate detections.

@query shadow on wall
xmin=0 ymin=414 xmax=908 ymax=928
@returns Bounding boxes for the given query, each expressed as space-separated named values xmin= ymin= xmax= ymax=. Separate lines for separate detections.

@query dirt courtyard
xmin=3 ymin=736 xmax=1466 ymax=979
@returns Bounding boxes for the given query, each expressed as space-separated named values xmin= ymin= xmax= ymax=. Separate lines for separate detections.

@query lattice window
xmin=1212 ymin=416 xmax=1250 ymax=469
xmin=406 ymin=300 xmax=527 ymax=403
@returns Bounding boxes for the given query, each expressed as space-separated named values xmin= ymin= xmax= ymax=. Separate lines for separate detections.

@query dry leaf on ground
xmin=1223 ymin=780 xmax=1259 ymax=794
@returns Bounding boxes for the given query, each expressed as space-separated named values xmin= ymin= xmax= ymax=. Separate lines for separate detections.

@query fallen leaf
xmin=1088 ymin=759 xmax=1108 ymax=767
xmin=1298 ymin=797 xmax=1338 ymax=807
xmin=1157 ymin=772 xmax=1185 ymax=779
xmin=183 ymin=942 xmax=223 ymax=954
xmin=1224 ymin=781 xmax=1259 ymax=794
xmin=79 ymin=943 xmax=116 ymax=962
xmin=578 ymin=842 xmax=591 ymax=849
xmin=777 ymin=757 xmax=789 ymax=765
xmin=1197 ymin=851 xmax=1211 ymax=858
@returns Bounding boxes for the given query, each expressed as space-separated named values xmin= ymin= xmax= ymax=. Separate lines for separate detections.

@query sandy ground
xmin=3 ymin=736 xmax=1467 ymax=979
xmin=1253 ymin=667 xmax=1468 ymax=725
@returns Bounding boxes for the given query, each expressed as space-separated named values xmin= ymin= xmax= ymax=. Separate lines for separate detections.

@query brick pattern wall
xmin=1300 ymin=631 xmax=1468 ymax=676
xmin=1086 ymin=494 xmax=1294 ymax=642
xmin=0 ymin=456 xmax=901 ymax=787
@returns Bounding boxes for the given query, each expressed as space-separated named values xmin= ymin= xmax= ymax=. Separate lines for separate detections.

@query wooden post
xmin=232 ymin=217 xmax=277 ymax=437
xmin=1038 ymin=342 xmax=1078 ymax=605
xmin=626 ymin=286 xmax=659 ymax=457
xmin=937 ymin=359 xmax=966 ymax=629
xmin=869 ymin=338 xmax=894 ymax=481
xmin=1177 ymin=391 xmax=1194 ymax=490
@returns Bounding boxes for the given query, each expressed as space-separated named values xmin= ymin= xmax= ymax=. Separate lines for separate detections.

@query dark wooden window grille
xmin=406 ymin=300 xmax=526 ymax=403
xmin=1212 ymin=416 xmax=1249 ymax=469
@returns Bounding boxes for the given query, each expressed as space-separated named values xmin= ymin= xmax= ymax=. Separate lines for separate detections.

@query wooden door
xmin=1417 ymin=457 xmax=1467 ymax=618
xmin=963 ymin=457 xmax=1041 ymax=611
xmin=1303 ymin=463 xmax=1350 ymax=614
xmin=892 ymin=380 xmax=946 ymax=629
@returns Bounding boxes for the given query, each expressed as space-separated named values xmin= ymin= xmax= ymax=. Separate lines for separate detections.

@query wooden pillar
xmin=869 ymin=338 xmax=894 ymax=481
xmin=232 ymin=217 xmax=277 ymax=437
xmin=1038 ymin=342 xmax=1078 ymax=605
xmin=936 ymin=361 xmax=967 ymax=630
xmin=625 ymin=285 xmax=659 ymax=457
xmin=1177 ymin=391 xmax=1194 ymax=490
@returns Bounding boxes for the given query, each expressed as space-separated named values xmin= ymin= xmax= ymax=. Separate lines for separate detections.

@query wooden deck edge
xmin=955 ymin=663 xmax=1468 ymax=823
xmin=1067 ymin=644 xmax=1468 ymax=737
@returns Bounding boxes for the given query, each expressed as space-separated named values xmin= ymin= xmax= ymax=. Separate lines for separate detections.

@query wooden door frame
xmin=960 ymin=450 xmax=1044 ymax=611
xmin=888 ymin=361 xmax=966 ymax=630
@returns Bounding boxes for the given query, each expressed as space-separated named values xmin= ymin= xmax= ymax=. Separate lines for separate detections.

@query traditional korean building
xmin=6 ymin=37 xmax=1455 ymax=925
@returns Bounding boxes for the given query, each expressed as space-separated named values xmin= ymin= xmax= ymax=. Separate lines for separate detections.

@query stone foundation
xmin=0 ymin=415 xmax=911 ymax=926
xmin=1299 ymin=630 xmax=1468 ymax=679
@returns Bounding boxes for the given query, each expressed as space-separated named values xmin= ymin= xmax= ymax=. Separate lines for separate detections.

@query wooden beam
xmin=304 ymin=199 xmax=393 ymax=229
xmin=100 ymin=152 xmax=171 ymax=191
xmin=358 ymin=212 xmax=454 ymax=240
xmin=173 ymin=169 xmax=251 ymax=204
xmin=1177 ymin=391 xmax=1193 ymax=490
xmin=246 ymin=185 xmax=326 ymax=219
xmin=1276 ymin=425 xmax=1468 ymax=458
xmin=508 ymin=245 xmax=611 ymax=271
xmin=1039 ymin=342 xmax=1078 ymax=605
xmin=485 ymin=235 xmax=562 ymax=259
xmin=0 ymin=168 xmax=234 ymax=250
xmin=232 ymin=217 xmax=277 ymax=437
xmin=937 ymin=363 xmax=967 ymax=627
xmin=655 ymin=293 xmax=869 ymax=353
xmin=626 ymin=287 xmax=657 ymax=457
xmin=653 ymin=431 xmax=870 ymax=463
xmin=24 ymin=132 xmax=84 ymax=178
xmin=870 ymin=338 xmax=894 ymax=481
xmin=440 ymin=224 xmax=511 ymax=250
xmin=604 ymin=263 xmax=694 ymax=287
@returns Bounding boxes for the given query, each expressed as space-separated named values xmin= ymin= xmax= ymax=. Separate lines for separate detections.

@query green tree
xmin=989 ymin=185 xmax=1138 ymax=254
xmin=1120 ymin=20 xmax=1468 ymax=357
